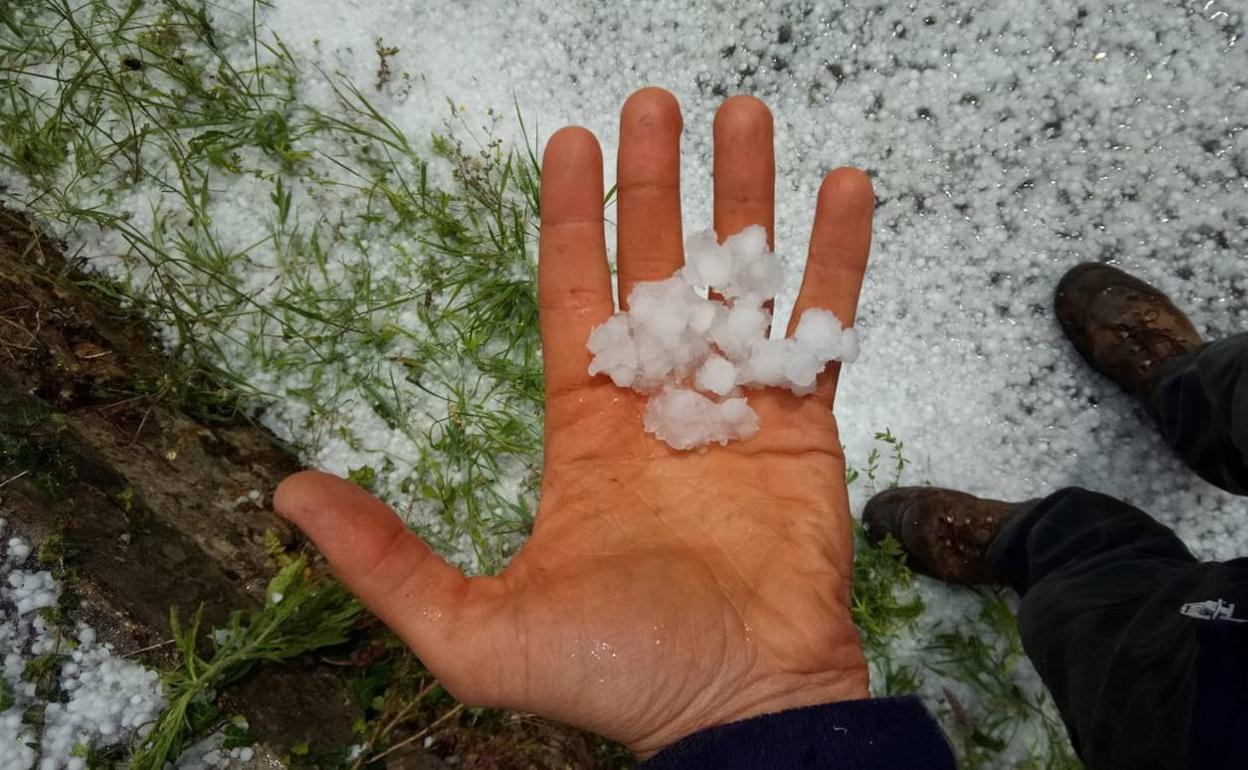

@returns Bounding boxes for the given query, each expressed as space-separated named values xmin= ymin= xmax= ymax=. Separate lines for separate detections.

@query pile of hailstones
xmin=587 ymin=226 xmax=858 ymax=450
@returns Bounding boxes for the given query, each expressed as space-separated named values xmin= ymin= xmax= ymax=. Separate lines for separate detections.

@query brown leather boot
xmin=1054 ymin=263 xmax=1203 ymax=400
xmin=862 ymin=487 xmax=1018 ymax=585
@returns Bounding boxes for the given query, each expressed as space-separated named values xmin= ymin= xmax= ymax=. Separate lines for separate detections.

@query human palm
xmin=276 ymin=88 xmax=876 ymax=757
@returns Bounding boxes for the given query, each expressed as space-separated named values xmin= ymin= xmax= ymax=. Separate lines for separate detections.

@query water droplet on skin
xmin=588 ymin=639 xmax=617 ymax=663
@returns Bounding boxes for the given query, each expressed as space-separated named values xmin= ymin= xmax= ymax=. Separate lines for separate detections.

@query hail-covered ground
xmin=1 ymin=0 xmax=1245 ymax=767
xmin=0 ymin=526 xmax=163 ymax=769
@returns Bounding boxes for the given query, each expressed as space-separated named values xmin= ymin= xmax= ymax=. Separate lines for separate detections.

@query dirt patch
xmin=0 ymin=206 xmax=357 ymax=757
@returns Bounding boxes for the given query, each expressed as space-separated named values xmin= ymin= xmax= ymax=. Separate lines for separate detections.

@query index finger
xmin=538 ymin=127 xmax=614 ymax=398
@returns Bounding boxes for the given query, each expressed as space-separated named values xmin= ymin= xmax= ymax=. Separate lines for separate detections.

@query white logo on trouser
xmin=1179 ymin=598 xmax=1248 ymax=622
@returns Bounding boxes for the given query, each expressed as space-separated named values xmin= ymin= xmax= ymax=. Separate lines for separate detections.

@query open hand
xmin=275 ymin=87 xmax=875 ymax=757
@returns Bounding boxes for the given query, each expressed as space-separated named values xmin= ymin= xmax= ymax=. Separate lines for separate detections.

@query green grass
xmin=1 ymin=0 xmax=544 ymax=571
xmin=1 ymin=2 xmax=573 ymax=764
xmin=130 ymin=556 xmax=363 ymax=770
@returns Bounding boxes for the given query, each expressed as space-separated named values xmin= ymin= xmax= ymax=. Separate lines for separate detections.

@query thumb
xmin=273 ymin=470 xmax=478 ymax=659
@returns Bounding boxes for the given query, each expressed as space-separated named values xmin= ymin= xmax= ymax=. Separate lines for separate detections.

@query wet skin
xmin=275 ymin=87 xmax=876 ymax=758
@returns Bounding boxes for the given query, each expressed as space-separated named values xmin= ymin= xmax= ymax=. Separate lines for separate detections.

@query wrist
xmin=629 ymin=662 xmax=871 ymax=759
xmin=636 ymin=696 xmax=956 ymax=770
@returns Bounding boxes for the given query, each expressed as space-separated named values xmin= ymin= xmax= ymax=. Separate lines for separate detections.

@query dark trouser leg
xmin=1150 ymin=332 xmax=1248 ymax=495
xmin=988 ymin=487 xmax=1248 ymax=770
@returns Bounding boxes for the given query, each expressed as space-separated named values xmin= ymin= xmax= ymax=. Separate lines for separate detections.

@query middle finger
xmin=616 ymin=87 xmax=685 ymax=308
xmin=712 ymin=95 xmax=776 ymax=271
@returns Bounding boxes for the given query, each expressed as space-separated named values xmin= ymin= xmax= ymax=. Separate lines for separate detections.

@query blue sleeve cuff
xmin=640 ymin=696 xmax=956 ymax=770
